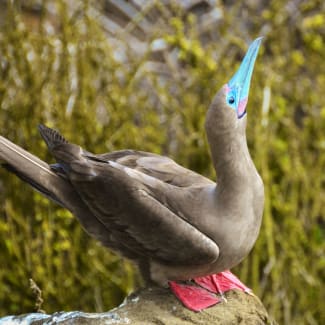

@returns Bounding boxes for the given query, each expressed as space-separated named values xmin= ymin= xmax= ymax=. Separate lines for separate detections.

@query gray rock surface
xmin=0 ymin=287 xmax=277 ymax=324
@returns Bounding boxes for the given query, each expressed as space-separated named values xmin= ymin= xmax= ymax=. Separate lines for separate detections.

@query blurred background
xmin=0 ymin=0 xmax=324 ymax=323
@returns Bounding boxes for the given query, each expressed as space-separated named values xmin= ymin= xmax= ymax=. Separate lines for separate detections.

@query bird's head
xmin=206 ymin=37 xmax=262 ymax=133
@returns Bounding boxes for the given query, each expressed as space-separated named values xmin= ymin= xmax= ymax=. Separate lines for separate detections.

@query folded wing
xmin=39 ymin=125 xmax=219 ymax=266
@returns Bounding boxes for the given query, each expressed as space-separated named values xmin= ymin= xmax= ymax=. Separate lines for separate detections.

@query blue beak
xmin=227 ymin=37 xmax=263 ymax=118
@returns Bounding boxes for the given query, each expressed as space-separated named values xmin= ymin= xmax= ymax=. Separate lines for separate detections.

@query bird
xmin=0 ymin=37 xmax=264 ymax=311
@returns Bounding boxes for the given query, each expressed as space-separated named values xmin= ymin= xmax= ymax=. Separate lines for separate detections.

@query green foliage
xmin=0 ymin=1 xmax=324 ymax=324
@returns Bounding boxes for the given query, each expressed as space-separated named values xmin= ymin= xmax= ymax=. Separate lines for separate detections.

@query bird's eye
xmin=228 ymin=96 xmax=235 ymax=105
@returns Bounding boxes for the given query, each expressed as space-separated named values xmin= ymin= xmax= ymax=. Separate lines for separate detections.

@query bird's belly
xmin=211 ymin=214 xmax=261 ymax=272
xmin=149 ymin=214 xmax=261 ymax=285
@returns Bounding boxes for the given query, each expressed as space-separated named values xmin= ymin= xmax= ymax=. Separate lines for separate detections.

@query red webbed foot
xmin=169 ymin=280 xmax=221 ymax=311
xmin=169 ymin=270 xmax=251 ymax=312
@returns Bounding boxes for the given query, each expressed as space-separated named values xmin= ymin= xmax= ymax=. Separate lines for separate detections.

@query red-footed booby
xmin=0 ymin=38 xmax=264 ymax=311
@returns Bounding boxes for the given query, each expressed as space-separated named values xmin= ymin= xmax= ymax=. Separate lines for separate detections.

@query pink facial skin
xmin=225 ymin=85 xmax=248 ymax=118
xmin=237 ymin=98 xmax=248 ymax=118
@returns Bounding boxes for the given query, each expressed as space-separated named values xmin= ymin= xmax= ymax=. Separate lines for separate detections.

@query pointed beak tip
xmin=250 ymin=37 xmax=264 ymax=50
xmin=248 ymin=36 xmax=264 ymax=57
xmin=254 ymin=36 xmax=264 ymax=44
xmin=228 ymin=36 xmax=263 ymax=92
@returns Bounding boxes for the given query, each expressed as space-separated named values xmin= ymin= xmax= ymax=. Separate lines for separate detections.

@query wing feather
xmin=37 ymin=125 xmax=219 ymax=267
xmin=68 ymin=159 xmax=219 ymax=265
xmin=91 ymin=150 xmax=213 ymax=187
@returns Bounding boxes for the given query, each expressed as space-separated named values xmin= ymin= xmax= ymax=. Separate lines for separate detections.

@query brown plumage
xmin=0 ymin=38 xmax=264 ymax=310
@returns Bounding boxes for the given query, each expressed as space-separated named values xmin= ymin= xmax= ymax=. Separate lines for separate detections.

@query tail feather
xmin=2 ymin=162 xmax=65 ymax=206
xmin=38 ymin=124 xmax=68 ymax=150
xmin=0 ymin=134 xmax=118 ymax=248
xmin=0 ymin=135 xmax=74 ymax=210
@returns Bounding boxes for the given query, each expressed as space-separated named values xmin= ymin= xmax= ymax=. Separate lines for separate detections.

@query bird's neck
xmin=209 ymin=128 xmax=259 ymax=191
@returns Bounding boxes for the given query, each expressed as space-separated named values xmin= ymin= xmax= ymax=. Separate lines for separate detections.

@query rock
xmin=0 ymin=287 xmax=276 ymax=324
